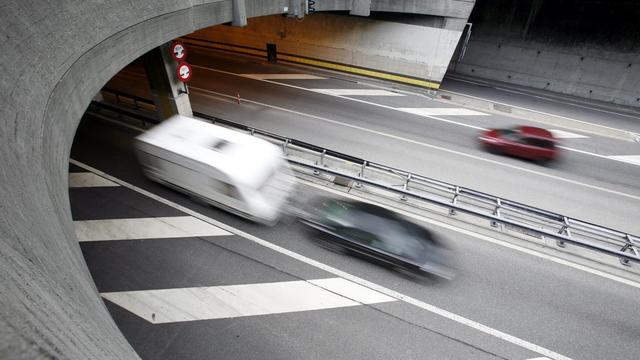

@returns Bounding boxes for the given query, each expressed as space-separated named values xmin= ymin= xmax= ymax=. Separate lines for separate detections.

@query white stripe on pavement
xmin=548 ymin=129 xmax=589 ymax=139
xmin=69 ymin=172 xmax=119 ymax=187
xmin=101 ymin=278 xmax=396 ymax=324
xmin=74 ymin=216 xmax=230 ymax=242
xmin=608 ymin=155 xmax=640 ymax=166
xmin=311 ymin=88 xmax=405 ymax=96
xmin=243 ymin=73 xmax=326 ymax=80
xmin=399 ymin=107 xmax=489 ymax=116
xmin=71 ymin=159 xmax=574 ymax=360
xmin=192 ymin=86 xmax=640 ymax=201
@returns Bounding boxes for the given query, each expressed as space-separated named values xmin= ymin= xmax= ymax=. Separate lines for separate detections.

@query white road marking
xmin=311 ymin=88 xmax=405 ymax=96
xmin=74 ymin=216 xmax=230 ymax=242
xmin=243 ymin=73 xmax=326 ymax=80
xmin=192 ymin=66 xmax=640 ymax=169
xmin=194 ymin=65 xmax=488 ymax=132
xmin=101 ymin=278 xmax=395 ymax=324
xmin=308 ymin=278 xmax=397 ymax=304
xmin=399 ymin=107 xmax=488 ymax=116
xmin=548 ymin=129 xmax=589 ymax=139
xmin=71 ymin=159 xmax=574 ymax=360
xmin=526 ymin=357 xmax=552 ymax=360
xmin=608 ymin=155 xmax=640 ymax=166
xmin=192 ymin=86 xmax=640 ymax=202
xmin=68 ymin=172 xmax=119 ymax=187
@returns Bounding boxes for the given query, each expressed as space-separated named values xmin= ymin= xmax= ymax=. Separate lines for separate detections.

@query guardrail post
xmin=401 ymin=174 xmax=412 ymax=201
xmin=556 ymin=217 xmax=572 ymax=248
xmin=619 ymin=235 xmax=639 ymax=266
xmin=282 ymin=138 xmax=289 ymax=153
xmin=449 ymin=186 xmax=460 ymax=215
xmin=355 ymin=161 xmax=366 ymax=188
xmin=491 ymin=198 xmax=502 ymax=228
xmin=314 ymin=149 xmax=326 ymax=176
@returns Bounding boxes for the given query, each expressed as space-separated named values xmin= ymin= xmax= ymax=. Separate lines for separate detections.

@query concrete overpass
xmin=0 ymin=1 xmax=474 ymax=358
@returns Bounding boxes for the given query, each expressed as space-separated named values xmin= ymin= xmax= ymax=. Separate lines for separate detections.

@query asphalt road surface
xmin=69 ymin=111 xmax=640 ymax=360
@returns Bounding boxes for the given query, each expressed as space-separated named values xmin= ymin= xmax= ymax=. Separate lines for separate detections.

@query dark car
xmin=479 ymin=126 xmax=558 ymax=163
xmin=299 ymin=197 xmax=455 ymax=280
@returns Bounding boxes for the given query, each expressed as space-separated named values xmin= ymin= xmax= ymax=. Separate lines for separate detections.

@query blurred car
xmin=478 ymin=126 xmax=558 ymax=163
xmin=299 ymin=197 xmax=455 ymax=280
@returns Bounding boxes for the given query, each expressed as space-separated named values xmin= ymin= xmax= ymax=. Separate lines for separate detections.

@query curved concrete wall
xmin=0 ymin=1 xmax=287 ymax=358
xmin=2 ymin=1 xmax=459 ymax=358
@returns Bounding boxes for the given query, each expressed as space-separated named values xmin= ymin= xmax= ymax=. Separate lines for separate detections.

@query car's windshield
xmin=369 ymin=218 xmax=427 ymax=262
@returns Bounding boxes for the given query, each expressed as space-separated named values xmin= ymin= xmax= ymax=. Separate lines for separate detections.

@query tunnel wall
xmin=453 ymin=0 xmax=640 ymax=108
xmin=190 ymin=13 xmax=463 ymax=87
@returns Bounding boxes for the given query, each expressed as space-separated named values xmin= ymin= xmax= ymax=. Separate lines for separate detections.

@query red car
xmin=479 ymin=126 xmax=558 ymax=163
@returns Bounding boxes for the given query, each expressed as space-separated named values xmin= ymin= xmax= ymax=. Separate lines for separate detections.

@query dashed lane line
xmin=608 ymin=155 xmax=640 ymax=166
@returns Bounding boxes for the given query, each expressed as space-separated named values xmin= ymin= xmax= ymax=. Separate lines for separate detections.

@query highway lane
xmin=106 ymin=50 xmax=640 ymax=235
xmin=70 ymin=114 xmax=640 ymax=360
xmin=442 ymin=75 xmax=640 ymax=135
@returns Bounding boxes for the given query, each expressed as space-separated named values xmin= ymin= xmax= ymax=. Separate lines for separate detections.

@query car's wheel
xmin=536 ymin=157 xmax=551 ymax=166
xmin=315 ymin=237 xmax=346 ymax=254
xmin=487 ymin=145 xmax=503 ymax=155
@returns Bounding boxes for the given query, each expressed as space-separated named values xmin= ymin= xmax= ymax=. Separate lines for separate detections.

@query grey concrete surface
xmin=317 ymin=0 xmax=475 ymax=19
xmin=0 ymin=0 xmax=281 ymax=358
xmin=0 ymin=1 xmax=477 ymax=358
xmin=453 ymin=0 xmax=640 ymax=108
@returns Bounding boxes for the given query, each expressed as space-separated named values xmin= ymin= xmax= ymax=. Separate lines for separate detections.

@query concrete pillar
xmin=350 ymin=0 xmax=371 ymax=16
xmin=288 ymin=0 xmax=305 ymax=19
xmin=232 ymin=0 xmax=247 ymax=27
xmin=142 ymin=43 xmax=193 ymax=119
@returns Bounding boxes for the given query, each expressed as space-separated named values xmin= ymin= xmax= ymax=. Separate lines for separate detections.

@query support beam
xmin=288 ymin=0 xmax=305 ymax=19
xmin=350 ymin=0 xmax=371 ymax=16
xmin=232 ymin=0 xmax=247 ymax=27
xmin=142 ymin=43 xmax=193 ymax=119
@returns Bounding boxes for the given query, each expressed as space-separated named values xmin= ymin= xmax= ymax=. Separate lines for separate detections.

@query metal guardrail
xmin=93 ymin=89 xmax=640 ymax=266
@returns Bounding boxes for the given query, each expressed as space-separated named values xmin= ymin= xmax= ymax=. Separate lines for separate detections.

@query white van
xmin=134 ymin=115 xmax=296 ymax=224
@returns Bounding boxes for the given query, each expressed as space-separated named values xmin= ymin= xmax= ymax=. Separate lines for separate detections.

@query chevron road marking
xmin=69 ymin=172 xmax=120 ymax=187
xmin=311 ymin=88 xmax=405 ymax=96
xmin=71 ymin=159 xmax=574 ymax=360
xmin=101 ymin=278 xmax=396 ymax=324
xmin=74 ymin=216 xmax=230 ymax=242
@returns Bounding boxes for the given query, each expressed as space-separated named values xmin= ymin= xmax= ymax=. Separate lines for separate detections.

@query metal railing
xmin=92 ymin=90 xmax=640 ymax=267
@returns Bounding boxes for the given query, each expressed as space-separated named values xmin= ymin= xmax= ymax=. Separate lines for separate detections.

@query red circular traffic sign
xmin=176 ymin=62 xmax=192 ymax=82
xmin=169 ymin=41 xmax=188 ymax=62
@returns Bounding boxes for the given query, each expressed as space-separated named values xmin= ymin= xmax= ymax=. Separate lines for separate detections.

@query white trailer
xmin=134 ymin=115 xmax=296 ymax=224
